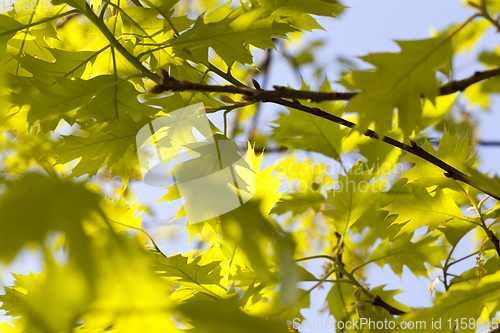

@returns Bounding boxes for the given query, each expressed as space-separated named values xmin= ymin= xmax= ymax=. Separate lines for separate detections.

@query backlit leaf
xmin=341 ymin=37 xmax=452 ymax=137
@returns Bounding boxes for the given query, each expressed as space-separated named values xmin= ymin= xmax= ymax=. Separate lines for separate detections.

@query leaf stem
xmin=110 ymin=220 xmax=166 ymax=257
xmin=206 ymin=63 xmax=248 ymax=87
xmin=447 ymin=247 xmax=493 ymax=268
xmin=295 ymin=255 xmax=336 ymax=262
xmin=322 ymin=279 xmax=357 ymax=285
xmin=77 ymin=2 xmax=159 ymax=82
xmin=480 ymin=0 xmax=500 ymax=30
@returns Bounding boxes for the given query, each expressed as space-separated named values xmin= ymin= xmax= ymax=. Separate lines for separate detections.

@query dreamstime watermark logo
xmin=136 ymin=103 xmax=256 ymax=224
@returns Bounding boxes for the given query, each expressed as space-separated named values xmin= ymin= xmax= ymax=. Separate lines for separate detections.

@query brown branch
xmin=150 ymin=71 xmax=500 ymax=202
xmin=55 ymin=11 xmax=82 ymax=28
xmin=151 ymin=71 xmax=355 ymax=101
xmin=334 ymin=231 xmax=344 ymax=279
xmin=440 ymin=67 xmax=500 ymax=95
xmin=257 ymin=139 xmax=500 ymax=154
xmin=431 ymin=139 xmax=500 ymax=147
xmin=370 ymin=295 xmax=406 ymax=316
xmin=151 ymin=67 xmax=500 ymax=102
xmin=487 ymin=229 xmax=500 ymax=257
xmin=272 ymin=99 xmax=500 ymax=201
xmin=477 ymin=140 xmax=500 ymax=146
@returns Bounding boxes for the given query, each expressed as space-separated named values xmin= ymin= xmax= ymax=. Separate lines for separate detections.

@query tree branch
xmin=249 ymin=48 xmax=274 ymax=142
xmin=151 ymin=67 xmax=500 ymax=102
xmin=370 ymin=295 xmax=406 ymax=316
xmin=440 ymin=67 xmax=500 ymax=95
xmin=477 ymin=141 xmax=500 ymax=146
xmin=256 ymin=139 xmax=500 ymax=155
xmin=271 ymin=99 xmax=500 ymax=202
xmin=431 ymin=139 xmax=500 ymax=147
xmin=150 ymin=71 xmax=500 ymax=202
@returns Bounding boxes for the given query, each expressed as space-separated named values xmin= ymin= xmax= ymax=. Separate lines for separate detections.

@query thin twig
xmin=256 ymin=139 xmax=500 ymax=156
xmin=477 ymin=141 xmax=500 ymax=146
xmin=431 ymin=139 xmax=500 ymax=147
xmin=249 ymin=48 xmax=274 ymax=142
xmin=295 ymin=255 xmax=406 ymax=316
xmin=447 ymin=247 xmax=493 ymax=268
xmin=443 ymin=243 xmax=458 ymax=291
xmin=480 ymin=0 xmax=500 ymax=31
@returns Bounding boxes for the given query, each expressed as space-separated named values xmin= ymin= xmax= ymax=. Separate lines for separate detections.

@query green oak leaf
xmin=273 ymin=192 xmax=325 ymax=215
xmin=99 ymin=197 xmax=143 ymax=232
xmin=219 ymin=200 xmax=299 ymax=305
xmin=0 ymin=173 xmax=100 ymax=265
xmin=152 ymin=253 xmax=227 ymax=298
xmin=10 ymin=75 xmax=158 ymax=131
xmin=15 ymin=49 xmax=97 ymax=83
xmin=0 ymin=15 xmax=23 ymax=57
xmin=402 ymin=129 xmax=476 ymax=190
xmin=176 ymin=295 xmax=286 ymax=333
xmin=369 ymin=285 xmax=411 ymax=314
xmin=323 ymin=163 xmax=387 ymax=235
xmin=384 ymin=186 xmax=467 ymax=236
xmin=326 ymin=282 xmax=356 ymax=330
xmin=460 ymin=166 xmax=500 ymax=204
xmin=341 ymin=37 xmax=452 ymax=137
xmin=357 ymin=128 xmax=404 ymax=176
xmin=0 ymin=265 xmax=91 ymax=333
xmin=52 ymin=112 xmax=151 ymax=184
xmin=257 ymin=0 xmax=345 ymax=31
xmin=394 ymin=270 xmax=500 ymax=333
xmin=249 ymin=286 xmax=311 ymax=321
xmin=273 ymin=79 xmax=348 ymax=160
xmin=170 ymin=3 xmax=295 ymax=65
xmin=273 ymin=108 xmax=346 ymax=160
xmin=369 ymin=234 xmax=447 ymax=277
